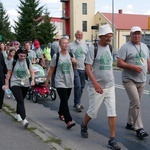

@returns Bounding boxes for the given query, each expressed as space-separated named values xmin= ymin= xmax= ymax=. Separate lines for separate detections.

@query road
xmin=35 ymin=70 xmax=150 ymax=150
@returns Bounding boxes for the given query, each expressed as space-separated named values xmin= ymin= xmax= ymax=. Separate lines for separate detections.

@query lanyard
xmin=133 ymin=43 xmax=142 ymax=57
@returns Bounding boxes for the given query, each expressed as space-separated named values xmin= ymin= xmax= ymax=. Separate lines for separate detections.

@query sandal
xmin=59 ymin=115 xmax=65 ymax=121
xmin=67 ymin=121 xmax=76 ymax=129
xmin=136 ymin=129 xmax=149 ymax=138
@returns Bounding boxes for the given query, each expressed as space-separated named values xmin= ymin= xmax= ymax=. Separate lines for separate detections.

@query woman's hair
xmin=14 ymin=48 xmax=28 ymax=60
xmin=7 ymin=47 xmax=16 ymax=60
xmin=59 ymin=37 xmax=68 ymax=46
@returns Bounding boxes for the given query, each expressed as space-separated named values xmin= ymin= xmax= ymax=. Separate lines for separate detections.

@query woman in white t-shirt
xmin=4 ymin=48 xmax=35 ymax=128
xmin=45 ymin=37 xmax=77 ymax=129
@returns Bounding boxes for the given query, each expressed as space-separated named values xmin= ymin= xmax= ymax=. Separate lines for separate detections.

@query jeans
xmin=57 ymin=88 xmax=72 ymax=124
xmin=11 ymin=86 xmax=29 ymax=120
xmin=123 ymin=81 xmax=145 ymax=130
xmin=74 ymin=69 xmax=85 ymax=105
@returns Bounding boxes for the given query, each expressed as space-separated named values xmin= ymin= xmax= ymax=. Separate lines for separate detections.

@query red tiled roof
xmin=51 ymin=17 xmax=62 ymax=22
xmin=102 ymin=12 xmax=150 ymax=30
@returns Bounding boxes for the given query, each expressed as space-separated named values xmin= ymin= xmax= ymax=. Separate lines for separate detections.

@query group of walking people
xmin=0 ymin=23 xmax=149 ymax=150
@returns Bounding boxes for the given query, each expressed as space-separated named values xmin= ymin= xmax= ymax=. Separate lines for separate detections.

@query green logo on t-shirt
xmin=75 ymin=47 xmax=83 ymax=58
xmin=16 ymin=66 xmax=29 ymax=78
xmin=135 ymin=51 xmax=145 ymax=65
xmin=99 ymin=51 xmax=111 ymax=70
xmin=61 ymin=60 xmax=71 ymax=74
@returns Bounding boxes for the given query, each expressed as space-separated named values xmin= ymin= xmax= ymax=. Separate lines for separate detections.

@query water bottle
xmin=2 ymin=85 xmax=12 ymax=98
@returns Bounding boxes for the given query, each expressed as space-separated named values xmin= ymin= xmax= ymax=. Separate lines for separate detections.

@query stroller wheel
xmin=26 ymin=88 xmax=32 ymax=100
xmin=50 ymin=89 xmax=56 ymax=101
xmin=32 ymin=92 xmax=38 ymax=103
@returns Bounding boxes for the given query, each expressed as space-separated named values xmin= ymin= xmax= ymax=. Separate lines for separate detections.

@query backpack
xmin=51 ymin=52 xmax=74 ymax=87
xmin=85 ymin=43 xmax=113 ymax=80
xmin=93 ymin=42 xmax=113 ymax=58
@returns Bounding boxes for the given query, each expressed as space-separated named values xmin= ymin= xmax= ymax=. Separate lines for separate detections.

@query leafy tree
xmin=0 ymin=2 xmax=14 ymax=42
xmin=36 ymin=8 xmax=57 ymax=45
xmin=14 ymin=0 xmax=44 ymax=43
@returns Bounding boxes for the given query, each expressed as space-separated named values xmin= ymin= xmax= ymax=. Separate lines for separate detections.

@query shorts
xmin=87 ymin=86 xmax=116 ymax=119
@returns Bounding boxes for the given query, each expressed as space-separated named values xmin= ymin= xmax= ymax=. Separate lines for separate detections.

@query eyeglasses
xmin=132 ymin=33 xmax=141 ymax=36
xmin=103 ymin=35 xmax=113 ymax=39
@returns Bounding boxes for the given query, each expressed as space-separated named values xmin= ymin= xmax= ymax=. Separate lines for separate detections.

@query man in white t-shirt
xmin=81 ymin=24 xmax=121 ymax=150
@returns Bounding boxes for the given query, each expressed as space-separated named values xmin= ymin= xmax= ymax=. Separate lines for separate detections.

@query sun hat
xmin=130 ymin=26 xmax=142 ymax=33
xmin=98 ymin=24 xmax=113 ymax=36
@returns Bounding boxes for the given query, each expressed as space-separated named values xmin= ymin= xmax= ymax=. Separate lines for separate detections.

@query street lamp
xmin=112 ymin=0 xmax=115 ymax=49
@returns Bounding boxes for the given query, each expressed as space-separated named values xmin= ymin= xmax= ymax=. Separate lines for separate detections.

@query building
xmin=95 ymin=10 xmax=150 ymax=50
xmin=60 ymin=0 xmax=150 ymax=50
xmin=60 ymin=0 xmax=95 ymax=42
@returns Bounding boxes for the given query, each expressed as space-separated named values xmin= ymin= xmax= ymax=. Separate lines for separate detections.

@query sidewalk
xmin=2 ymin=97 xmax=128 ymax=150
xmin=0 ymin=108 xmax=52 ymax=150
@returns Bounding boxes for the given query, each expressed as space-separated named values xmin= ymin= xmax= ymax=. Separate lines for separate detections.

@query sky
xmin=1 ymin=0 xmax=150 ymax=27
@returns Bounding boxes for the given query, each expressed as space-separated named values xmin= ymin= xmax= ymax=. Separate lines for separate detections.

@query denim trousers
xmin=57 ymin=88 xmax=72 ymax=124
xmin=11 ymin=86 xmax=29 ymax=120
xmin=74 ymin=69 xmax=85 ymax=105
xmin=123 ymin=81 xmax=145 ymax=130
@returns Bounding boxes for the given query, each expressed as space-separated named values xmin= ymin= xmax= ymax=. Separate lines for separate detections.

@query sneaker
xmin=81 ymin=123 xmax=88 ymax=138
xmin=125 ymin=123 xmax=134 ymax=130
xmin=15 ymin=114 xmax=22 ymax=122
xmin=107 ymin=140 xmax=121 ymax=150
xmin=22 ymin=119 xmax=29 ymax=128
xmin=67 ymin=121 xmax=76 ymax=129
xmin=136 ymin=128 xmax=149 ymax=138
xmin=74 ymin=104 xmax=82 ymax=112
xmin=74 ymin=104 xmax=84 ymax=109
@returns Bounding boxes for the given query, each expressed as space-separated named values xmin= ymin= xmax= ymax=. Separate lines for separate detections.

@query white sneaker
xmin=22 ymin=119 xmax=29 ymax=128
xmin=15 ymin=114 xmax=22 ymax=122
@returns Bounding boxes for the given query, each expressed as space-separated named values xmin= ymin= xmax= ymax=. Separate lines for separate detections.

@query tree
xmin=14 ymin=0 xmax=44 ymax=43
xmin=36 ymin=8 xmax=57 ymax=45
xmin=0 ymin=2 xmax=14 ymax=42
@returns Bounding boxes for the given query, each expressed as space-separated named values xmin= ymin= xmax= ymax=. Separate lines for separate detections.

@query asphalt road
xmin=35 ymin=70 xmax=150 ymax=150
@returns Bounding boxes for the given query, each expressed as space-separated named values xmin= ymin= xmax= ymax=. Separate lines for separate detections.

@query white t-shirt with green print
xmin=117 ymin=41 xmax=150 ymax=82
xmin=27 ymin=50 xmax=36 ymax=63
xmin=68 ymin=41 xmax=88 ymax=70
xmin=50 ymin=52 xmax=74 ymax=88
xmin=7 ymin=59 xmax=32 ymax=87
xmin=85 ymin=44 xmax=114 ymax=89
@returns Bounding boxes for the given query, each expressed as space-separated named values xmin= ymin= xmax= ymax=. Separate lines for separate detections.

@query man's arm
xmin=85 ymin=64 xmax=103 ymax=94
xmin=117 ymin=58 xmax=142 ymax=73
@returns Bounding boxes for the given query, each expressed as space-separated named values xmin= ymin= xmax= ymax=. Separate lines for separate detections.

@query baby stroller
xmin=26 ymin=64 xmax=56 ymax=103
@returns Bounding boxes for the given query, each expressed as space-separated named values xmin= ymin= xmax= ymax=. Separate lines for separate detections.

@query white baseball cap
xmin=130 ymin=26 xmax=142 ymax=33
xmin=98 ymin=24 xmax=113 ymax=36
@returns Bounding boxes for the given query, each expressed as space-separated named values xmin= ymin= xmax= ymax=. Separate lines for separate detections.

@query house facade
xmin=59 ymin=1 xmax=150 ymax=50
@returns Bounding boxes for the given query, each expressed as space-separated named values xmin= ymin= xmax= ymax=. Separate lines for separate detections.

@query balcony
xmin=61 ymin=11 xmax=70 ymax=20
xmin=60 ymin=0 xmax=69 ymax=2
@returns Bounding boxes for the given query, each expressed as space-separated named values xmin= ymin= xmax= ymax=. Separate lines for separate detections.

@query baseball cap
xmin=34 ymin=40 xmax=40 ymax=48
xmin=98 ymin=24 xmax=113 ymax=36
xmin=130 ymin=26 xmax=142 ymax=33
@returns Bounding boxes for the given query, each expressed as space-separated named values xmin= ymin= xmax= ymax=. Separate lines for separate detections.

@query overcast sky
xmin=1 ymin=0 xmax=150 ymax=27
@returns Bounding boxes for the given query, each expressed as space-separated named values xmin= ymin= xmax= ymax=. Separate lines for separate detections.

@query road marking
xmin=115 ymin=84 xmax=149 ymax=95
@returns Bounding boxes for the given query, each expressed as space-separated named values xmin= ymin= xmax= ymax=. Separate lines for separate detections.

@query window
xmin=82 ymin=21 xmax=87 ymax=32
xmin=82 ymin=3 xmax=87 ymax=14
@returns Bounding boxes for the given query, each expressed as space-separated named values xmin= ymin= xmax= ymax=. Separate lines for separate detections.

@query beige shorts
xmin=87 ymin=86 xmax=117 ymax=119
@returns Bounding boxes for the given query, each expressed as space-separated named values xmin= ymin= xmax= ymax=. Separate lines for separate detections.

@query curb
xmin=2 ymin=105 xmax=70 ymax=150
